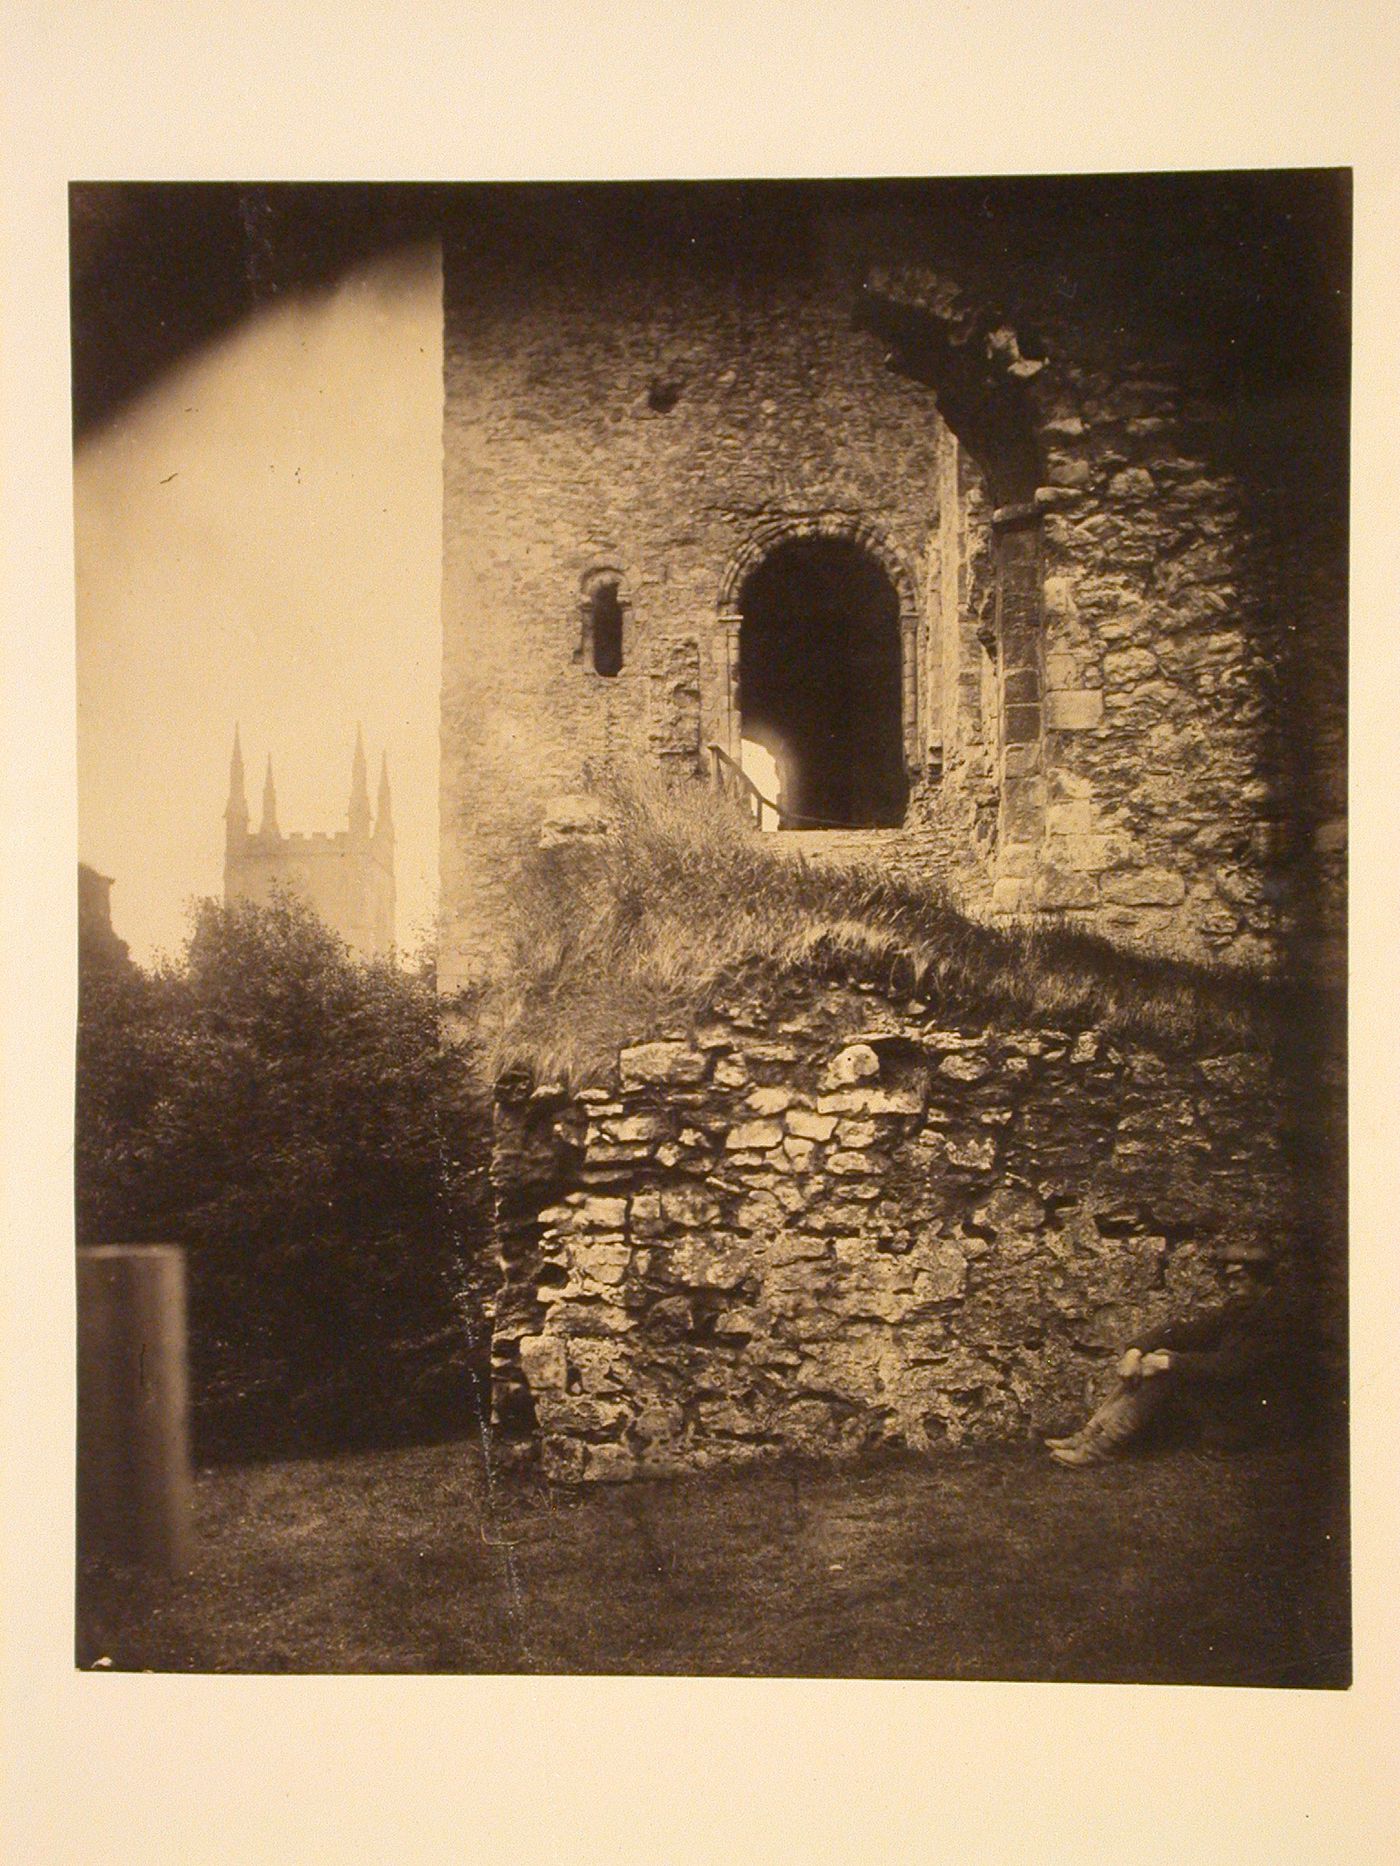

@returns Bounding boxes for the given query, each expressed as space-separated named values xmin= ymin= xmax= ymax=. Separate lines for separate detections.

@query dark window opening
xmin=590 ymin=582 xmax=624 ymax=677
xmin=738 ymin=535 xmax=908 ymax=829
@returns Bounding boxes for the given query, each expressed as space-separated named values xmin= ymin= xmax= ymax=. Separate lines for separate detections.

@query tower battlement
xmin=223 ymin=727 xmax=395 ymax=959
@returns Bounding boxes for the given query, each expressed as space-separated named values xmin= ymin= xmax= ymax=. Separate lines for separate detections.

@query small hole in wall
xmin=647 ymin=378 xmax=682 ymax=413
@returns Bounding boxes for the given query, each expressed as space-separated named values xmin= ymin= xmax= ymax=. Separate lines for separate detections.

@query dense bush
xmin=76 ymin=895 xmax=493 ymax=1461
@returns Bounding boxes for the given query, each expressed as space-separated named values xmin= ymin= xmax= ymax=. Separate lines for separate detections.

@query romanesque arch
xmin=714 ymin=518 xmax=921 ymax=799
xmin=716 ymin=513 xmax=919 ymax=617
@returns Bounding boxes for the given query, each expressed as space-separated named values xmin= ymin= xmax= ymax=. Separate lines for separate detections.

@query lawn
xmin=76 ymin=1429 xmax=1349 ymax=1685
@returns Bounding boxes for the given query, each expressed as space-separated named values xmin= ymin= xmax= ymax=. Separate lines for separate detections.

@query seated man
xmin=1045 ymin=1254 xmax=1305 ymax=1468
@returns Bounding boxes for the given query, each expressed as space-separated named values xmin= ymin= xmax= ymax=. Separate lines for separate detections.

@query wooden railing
xmin=708 ymin=743 xmax=777 ymax=828
xmin=708 ymin=744 xmax=881 ymax=832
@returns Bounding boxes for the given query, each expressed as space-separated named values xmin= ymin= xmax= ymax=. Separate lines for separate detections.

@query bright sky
xmin=74 ymin=242 xmax=443 ymax=964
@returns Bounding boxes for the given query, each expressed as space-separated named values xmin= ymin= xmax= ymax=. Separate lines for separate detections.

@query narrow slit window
xmin=591 ymin=582 xmax=624 ymax=677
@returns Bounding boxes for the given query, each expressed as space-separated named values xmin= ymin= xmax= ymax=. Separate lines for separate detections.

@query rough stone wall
xmin=440 ymin=225 xmax=950 ymax=990
xmin=864 ymin=262 xmax=1347 ymax=974
xmin=440 ymin=188 xmax=1346 ymax=990
xmin=1011 ymin=352 xmax=1328 ymax=969
xmin=491 ymin=985 xmax=1294 ymax=1482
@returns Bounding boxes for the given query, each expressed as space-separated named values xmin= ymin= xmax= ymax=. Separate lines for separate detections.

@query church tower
xmin=222 ymin=727 xmax=396 ymax=959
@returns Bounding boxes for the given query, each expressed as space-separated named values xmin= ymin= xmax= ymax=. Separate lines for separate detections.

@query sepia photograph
xmin=70 ymin=173 xmax=1351 ymax=1686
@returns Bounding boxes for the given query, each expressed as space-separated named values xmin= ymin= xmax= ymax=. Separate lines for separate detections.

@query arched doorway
xmin=737 ymin=534 xmax=909 ymax=828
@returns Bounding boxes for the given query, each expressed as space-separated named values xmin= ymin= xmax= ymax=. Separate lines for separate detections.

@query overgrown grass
xmin=75 ymin=1433 xmax=1349 ymax=1682
xmin=476 ymin=765 xmax=1282 ymax=1087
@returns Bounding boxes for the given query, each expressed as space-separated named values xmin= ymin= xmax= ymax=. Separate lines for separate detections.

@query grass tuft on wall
xmin=475 ymin=764 xmax=1280 ymax=1087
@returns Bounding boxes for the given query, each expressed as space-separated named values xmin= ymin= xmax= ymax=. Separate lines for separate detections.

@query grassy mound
xmin=476 ymin=766 xmax=1278 ymax=1087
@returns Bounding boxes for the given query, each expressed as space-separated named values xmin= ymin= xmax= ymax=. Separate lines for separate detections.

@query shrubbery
xmin=76 ymin=895 xmax=493 ymax=1461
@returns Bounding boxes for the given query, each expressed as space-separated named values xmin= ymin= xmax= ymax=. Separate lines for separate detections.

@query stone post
xmin=77 ymin=1245 xmax=193 ymax=1574
xmin=900 ymin=611 xmax=920 ymax=774
xmin=990 ymin=503 xmax=1046 ymax=903
xmin=716 ymin=613 xmax=742 ymax=761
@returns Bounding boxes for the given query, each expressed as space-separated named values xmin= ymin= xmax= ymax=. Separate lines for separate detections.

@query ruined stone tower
xmin=224 ymin=726 xmax=396 ymax=959
xmin=438 ymin=180 xmax=1346 ymax=993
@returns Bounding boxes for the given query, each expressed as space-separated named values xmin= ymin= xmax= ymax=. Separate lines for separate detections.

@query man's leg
xmin=1046 ymin=1374 xmax=1172 ymax=1466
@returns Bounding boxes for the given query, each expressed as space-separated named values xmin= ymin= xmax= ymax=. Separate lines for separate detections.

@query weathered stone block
xmin=583 ymin=1443 xmax=640 ymax=1482
xmin=745 ymin=1086 xmax=795 ymax=1115
xmin=620 ymin=1041 xmax=708 ymax=1087
xmin=633 ymin=1400 xmax=685 ymax=1441
xmin=736 ymin=1190 xmax=788 ymax=1232
xmin=1102 ymin=645 xmax=1159 ymax=685
xmin=816 ymin=1085 xmax=925 ymax=1116
xmin=1046 ymin=688 xmax=1105 ymax=730
xmin=938 ymin=1052 xmax=990 ymax=1083
xmin=1101 ymin=866 xmax=1187 ymax=906
xmin=1044 ymin=651 xmax=1083 ymax=690
xmin=668 ymin=1237 xmax=749 ymax=1289
xmin=726 ymin=1120 xmax=785 ymax=1152
xmin=825 ymin=1043 xmax=881 ymax=1087
xmin=565 ymin=1339 xmax=630 ymax=1391
xmin=786 ymin=1108 xmax=837 ymax=1141
xmin=971 ymin=1183 xmax=1044 ymax=1238
xmin=997 ymin=841 xmax=1039 ymax=878
xmin=1003 ymin=704 xmax=1042 ymax=748
xmin=827 ymin=1150 xmax=883 ymax=1176
xmin=602 ymin=1113 xmax=668 ymax=1143
xmin=571 ymin=1242 xmax=631 ymax=1285
xmin=584 ymin=1140 xmax=653 ymax=1166
xmin=660 ymin=1186 xmax=723 ymax=1228
xmin=912 ymin=1242 xmax=968 ymax=1302
xmin=935 ymin=1132 xmax=999 ymax=1171
xmin=1054 ymin=833 xmax=1115 ymax=874
xmin=1108 ymin=466 xmax=1155 ymax=499
xmin=575 ymin=1196 xmax=628 ymax=1231
xmin=1047 ymin=798 xmax=1094 ymax=836
xmin=1197 ymin=1054 xmax=1270 ymax=1096
xmin=536 ymin=1393 xmax=630 ymax=1436
xmin=517 ymin=1334 xmax=568 ymax=1392
xmin=1033 ymin=867 xmax=1099 ymax=910
xmin=1001 ymin=774 xmax=1047 ymax=840
xmin=1047 ymin=455 xmax=1092 ymax=488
